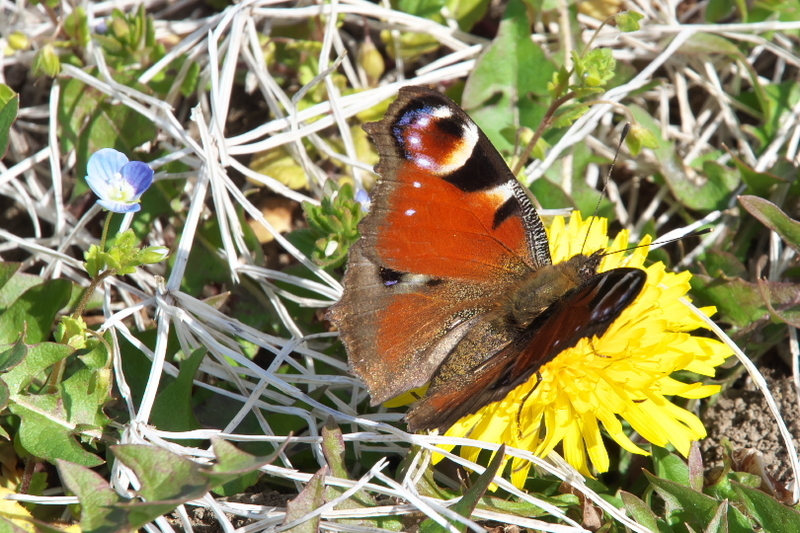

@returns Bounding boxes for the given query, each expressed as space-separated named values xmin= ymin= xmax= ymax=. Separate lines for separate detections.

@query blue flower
xmin=355 ymin=188 xmax=371 ymax=212
xmin=85 ymin=148 xmax=153 ymax=213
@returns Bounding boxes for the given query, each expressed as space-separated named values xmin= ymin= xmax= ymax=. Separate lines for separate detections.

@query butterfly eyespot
xmin=379 ymin=266 xmax=403 ymax=287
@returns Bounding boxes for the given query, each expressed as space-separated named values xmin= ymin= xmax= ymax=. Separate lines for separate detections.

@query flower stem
xmin=99 ymin=211 xmax=113 ymax=252
xmin=72 ymin=269 xmax=114 ymax=320
xmin=46 ymin=269 xmax=115 ymax=393
xmin=511 ymin=91 xmax=577 ymax=178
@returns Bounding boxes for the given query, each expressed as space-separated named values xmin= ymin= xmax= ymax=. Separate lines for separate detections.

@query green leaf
xmin=448 ymin=0 xmax=490 ymax=31
xmin=705 ymin=500 xmax=730 ymax=533
xmin=729 ymin=153 xmax=787 ymax=196
xmin=690 ymin=274 xmax=800 ymax=330
xmin=615 ymin=11 xmax=644 ymax=32
xmin=704 ymin=250 xmax=747 ymax=279
xmin=301 ymin=181 xmax=366 ymax=268
xmin=180 ymin=61 xmax=201 ymax=97
xmin=32 ymin=44 xmax=61 ymax=77
xmin=625 ymin=123 xmax=659 ymax=156
xmin=0 ymin=380 xmax=9 ymax=412
xmin=0 ymin=278 xmax=71 ymax=344
xmin=64 ymin=7 xmax=90 ymax=47
xmin=574 ymin=48 xmax=616 ymax=88
xmin=60 ymin=440 xmax=280 ymax=533
xmin=111 ymin=445 xmax=208 ymax=503
xmin=57 ymin=460 xmax=128 ymax=533
xmin=60 ymin=366 xmax=112 ymax=431
xmin=206 ymin=437 xmax=284 ymax=488
xmin=743 ymin=80 xmax=800 ymax=146
xmin=645 ymin=471 xmax=754 ymax=533
xmin=10 ymin=361 xmax=109 ymax=466
xmin=0 ymin=262 xmax=21 ymax=296
xmin=83 ymin=244 xmax=105 ymax=278
xmin=706 ymin=469 xmax=759 ymax=501
xmin=738 ymin=195 xmax=800 ymax=255
xmin=357 ymin=39 xmax=385 ymax=85
xmin=282 ymin=466 xmax=327 ymax=532
xmin=56 ymin=316 xmax=89 ymax=350
xmin=317 ymin=420 xmax=403 ymax=530
xmin=0 ymin=271 xmax=57 ymax=310
xmin=628 ymin=105 xmax=737 ymax=211
xmin=645 ymin=471 xmax=718 ymax=526
xmin=3 ymin=339 xmax=109 ymax=467
xmin=150 ymin=348 xmax=205 ymax=438
xmin=620 ymin=491 xmax=660 ymax=531
xmin=461 ymin=0 xmax=555 ymax=153
xmin=0 ymin=84 xmax=19 ymax=159
xmin=447 ymin=445 xmax=506 ymax=525
xmin=321 ymin=418 xmax=349 ymax=479
xmin=11 ymin=396 xmax=104 ymax=467
xmin=734 ymin=482 xmax=800 ymax=533
xmin=421 ymin=445 xmax=507 ymax=532
xmin=706 ymin=0 xmax=737 ymax=22
xmin=0 ymin=338 xmax=27 ymax=373
xmin=2 ymin=342 xmax=73 ymax=395
xmin=652 ymin=447 xmax=690 ymax=485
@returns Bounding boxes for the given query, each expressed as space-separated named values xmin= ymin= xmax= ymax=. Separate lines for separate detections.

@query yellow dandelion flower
xmin=437 ymin=213 xmax=732 ymax=481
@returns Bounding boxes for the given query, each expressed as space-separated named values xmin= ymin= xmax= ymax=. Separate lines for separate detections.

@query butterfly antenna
xmin=602 ymin=228 xmax=713 ymax=259
xmin=581 ymin=123 xmax=631 ymax=253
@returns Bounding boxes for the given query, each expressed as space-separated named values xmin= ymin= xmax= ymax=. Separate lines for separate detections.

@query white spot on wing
xmin=404 ymin=273 xmax=432 ymax=285
xmin=486 ymin=181 xmax=515 ymax=204
xmin=413 ymin=181 xmax=422 ymax=188
xmin=405 ymin=209 xmax=416 ymax=216
xmin=432 ymin=121 xmax=479 ymax=175
xmin=431 ymin=106 xmax=453 ymax=119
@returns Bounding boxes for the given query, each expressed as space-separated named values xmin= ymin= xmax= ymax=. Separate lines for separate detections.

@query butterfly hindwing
xmin=405 ymin=267 xmax=646 ymax=431
xmin=329 ymin=242 xmax=494 ymax=403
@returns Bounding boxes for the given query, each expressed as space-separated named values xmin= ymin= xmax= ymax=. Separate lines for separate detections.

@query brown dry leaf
xmin=578 ymin=0 xmax=623 ymax=20
xmin=249 ymin=196 xmax=297 ymax=243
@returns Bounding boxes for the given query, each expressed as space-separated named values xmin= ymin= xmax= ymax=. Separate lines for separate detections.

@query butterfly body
xmin=328 ymin=86 xmax=646 ymax=432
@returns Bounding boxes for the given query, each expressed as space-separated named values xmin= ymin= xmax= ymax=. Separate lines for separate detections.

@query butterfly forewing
xmin=360 ymin=86 xmax=552 ymax=280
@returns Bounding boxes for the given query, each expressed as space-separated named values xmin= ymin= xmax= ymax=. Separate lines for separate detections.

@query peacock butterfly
xmin=328 ymin=86 xmax=646 ymax=432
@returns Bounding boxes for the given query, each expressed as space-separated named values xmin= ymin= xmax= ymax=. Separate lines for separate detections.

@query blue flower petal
xmin=87 ymin=149 xmax=129 ymax=187
xmin=97 ymin=199 xmax=142 ymax=213
xmin=355 ymin=188 xmax=371 ymax=212
xmin=120 ymin=161 xmax=154 ymax=199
